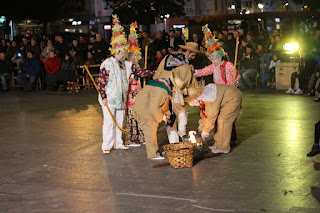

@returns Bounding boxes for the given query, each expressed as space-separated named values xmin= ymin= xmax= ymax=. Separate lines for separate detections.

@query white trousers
xmin=177 ymin=110 xmax=188 ymax=136
xmin=166 ymin=124 xmax=180 ymax=144
xmin=101 ymin=103 xmax=125 ymax=150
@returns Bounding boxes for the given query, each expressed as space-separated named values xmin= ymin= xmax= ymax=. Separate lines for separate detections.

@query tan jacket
xmin=153 ymin=55 xmax=198 ymax=88
xmin=200 ymin=84 xmax=242 ymax=133
xmin=133 ymin=85 xmax=171 ymax=127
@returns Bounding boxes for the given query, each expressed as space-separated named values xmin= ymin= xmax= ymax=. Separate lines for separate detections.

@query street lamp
xmin=258 ymin=3 xmax=264 ymax=12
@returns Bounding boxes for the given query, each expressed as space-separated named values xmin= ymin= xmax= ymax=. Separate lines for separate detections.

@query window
xmin=185 ymin=0 xmax=194 ymax=10
xmin=103 ymin=0 xmax=110 ymax=10
xmin=215 ymin=0 xmax=218 ymax=11
xmin=246 ymin=1 xmax=252 ymax=8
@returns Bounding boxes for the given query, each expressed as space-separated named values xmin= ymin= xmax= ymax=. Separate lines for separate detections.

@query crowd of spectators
xmin=0 ymin=26 xmax=319 ymax=100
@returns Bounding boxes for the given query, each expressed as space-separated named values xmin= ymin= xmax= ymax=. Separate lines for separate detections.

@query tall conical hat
xmin=202 ymin=24 xmax=225 ymax=59
xmin=109 ymin=14 xmax=128 ymax=55
xmin=128 ymin=21 xmax=141 ymax=65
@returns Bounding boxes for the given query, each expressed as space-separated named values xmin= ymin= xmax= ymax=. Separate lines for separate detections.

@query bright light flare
xmin=188 ymin=131 xmax=197 ymax=143
xmin=284 ymin=43 xmax=299 ymax=51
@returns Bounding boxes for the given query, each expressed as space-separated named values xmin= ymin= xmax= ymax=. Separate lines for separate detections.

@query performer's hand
xmin=201 ymin=131 xmax=209 ymax=141
xmin=233 ymin=79 xmax=239 ymax=87
xmin=190 ymin=64 xmax=195 ymax=73
xmin=163 ymin=114 xmax=168 ymax=122
xmin=102 ymin=98 xmax=108 ymax=105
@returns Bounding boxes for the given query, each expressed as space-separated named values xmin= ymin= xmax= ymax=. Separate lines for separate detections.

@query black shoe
xmin=307 ymin=145 xmax=320 ymax=157
xmin=315 ymin=97 xmax=320 ymax=102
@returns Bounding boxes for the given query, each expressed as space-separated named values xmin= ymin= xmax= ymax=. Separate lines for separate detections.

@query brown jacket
xmin=133 ymin=85 xmax=171 ymax=127
xmin=153 ymin=55 xmax=198 ymax=88
xmin=200 ymin=84 xmax=242 ymax=133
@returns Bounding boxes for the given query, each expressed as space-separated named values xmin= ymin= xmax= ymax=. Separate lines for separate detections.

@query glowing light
xmin=188 ymin=131 xmax=197 ymax=143
xmin=258 ymin=3 xmax=264 ymax=9
xmin=284 ymin=43 xmax=298 ymax=51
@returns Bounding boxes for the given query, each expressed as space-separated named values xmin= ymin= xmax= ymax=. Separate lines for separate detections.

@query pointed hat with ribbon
xmin=202 ymin=24 xmax=225 ymax=59
xmin=128 ymin=21 xmax=141 ymax=64
xmin=109 ymin=14 xmax=128 ymax=55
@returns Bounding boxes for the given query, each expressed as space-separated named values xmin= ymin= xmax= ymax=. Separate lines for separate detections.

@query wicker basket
xmin=163 ymin=142 xmax=199 ymax=168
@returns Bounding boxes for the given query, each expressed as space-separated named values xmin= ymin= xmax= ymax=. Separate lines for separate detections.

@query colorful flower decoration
xmin=128 ymin=21 xmax=141 ymax=65
xmin=109 ymin=14 xmax=128 ymax=55
xmin=202 ymin=24 xmax=225 ymax=59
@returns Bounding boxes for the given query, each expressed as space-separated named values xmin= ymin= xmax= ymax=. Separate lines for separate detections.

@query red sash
xmin=219 ymin=61 xmax=228 ymax=84
xmin=199 ymin=101 xmax=207 ymax=118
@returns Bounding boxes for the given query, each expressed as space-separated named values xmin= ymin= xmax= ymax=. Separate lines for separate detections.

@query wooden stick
xmin=84 ymin=65 xmax=128 ymax=134
xmin=152 ymin=162 xmax=170 ymax=168
xmin=143 ymin=46 xmax=148 ymax=87
xmin=152 ymin=153 xmax=222 ymax=168
xmin=233 ymin=37 xmax=239 ymax=85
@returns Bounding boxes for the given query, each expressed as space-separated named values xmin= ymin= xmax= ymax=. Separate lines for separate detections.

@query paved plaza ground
xmin=0 ymin=89 xmax=320 ymax=213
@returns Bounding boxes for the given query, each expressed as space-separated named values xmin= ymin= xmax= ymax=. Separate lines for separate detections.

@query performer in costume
xmin=153 ymin=42 xmax=200 ymax=141
xmin=186 ymin=84 xmax=242 ymax=154
xmin=194 ymin=25 xmax=240 ymax=86
xmin=133 ymin=73 xmax=187 ymax=159
xmin=98 ymin=15 xmax=153 ymax=154
xmin=194 ymin=24 xmax=241 ymax=142
xmin=125 ymin=22 xmax=156 ymax=147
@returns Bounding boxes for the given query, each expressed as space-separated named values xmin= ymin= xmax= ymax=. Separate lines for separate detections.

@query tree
xmin=108 ymin=0 xmax=185 ymax=30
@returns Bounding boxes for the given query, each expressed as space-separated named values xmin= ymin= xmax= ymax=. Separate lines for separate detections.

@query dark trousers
xmin=46 ymin=73 xmax=57 ymax=89
xmin=291 ymin=72 xmax=300 ymax=89
xmin=315 ymin=121 xmax=320 ymax=146
xmin=16 ymin=73 xmax=37 ymax=89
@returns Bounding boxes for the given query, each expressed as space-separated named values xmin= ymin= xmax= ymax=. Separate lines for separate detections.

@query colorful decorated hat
xmin=128 ymin=21 xmax=141 ymax=65
xmin=109 ymin=14 xmax=128 ymax=55
xmin=202 ymin=24 xmax=225 ymax=59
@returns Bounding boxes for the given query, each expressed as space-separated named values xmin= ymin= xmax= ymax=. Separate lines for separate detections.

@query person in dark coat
xmin=0 ymin=52 xmax=14 ymax=91
xmin=16 ymin=51 xmax=41 ymax=91
xmin=56 ymin=53 xmax=76 ymax=91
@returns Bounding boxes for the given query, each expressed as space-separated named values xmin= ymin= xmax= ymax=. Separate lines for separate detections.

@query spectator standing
xmin=7 ymin=40 xmax=19 ymax=60
xmin=54 ymin=35 xmax=68 ymax=61
xmin=93 ymin=33 xmax=109 ymax=64
xmin=20 ymin=37 xmax=29 ymax=58
xmin=40 ymin=40 xmax=54 ymax=63
xmin=16 ymin=51 xmax=41 ymax=91
xmin=26 ymin=38 xmax=41 ymax=58
xmin=79 ymin=35 xmax=88 ymax=60
xmin=0 ymin=52 xmax=13 ymax=91
xmin=154 ymin=31 xmax=167 ymax=52
xmin=174 ymin=30 xmax=185 ymax=50
xmin=88 ymin=36 xmax=95 ymax=54
xmin=141 ymin=32 xmax=150 ymax=53
xmin=0 ymin=40 xmax=7 ymax=53
xmin=167 ymin=30 xmax=179 ymax=51
xmin=70 ymin=39 xmax=84 ymax=65
xmin=189 ymin=33 xmax=202 ymax=47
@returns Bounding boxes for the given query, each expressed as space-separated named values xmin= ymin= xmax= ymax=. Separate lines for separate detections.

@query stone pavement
xmin=0 ymin=90 xmax=320 ymax=213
